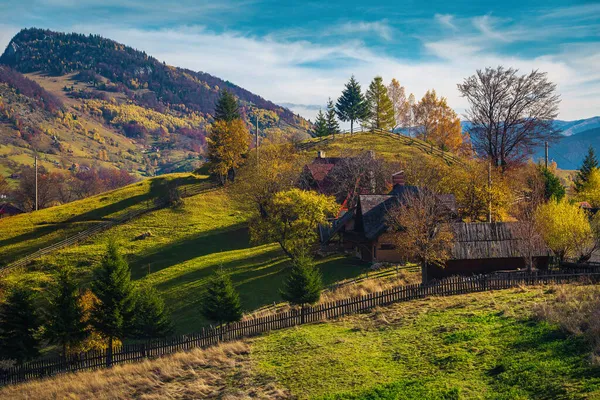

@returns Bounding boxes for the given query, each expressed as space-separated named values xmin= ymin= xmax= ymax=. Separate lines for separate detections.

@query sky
xmin=0 ymin=0 xmax=599 ymax=121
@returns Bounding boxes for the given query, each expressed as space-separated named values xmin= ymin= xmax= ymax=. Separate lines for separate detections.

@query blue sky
xmin=0 ymin=0 xmax=599 ymax=121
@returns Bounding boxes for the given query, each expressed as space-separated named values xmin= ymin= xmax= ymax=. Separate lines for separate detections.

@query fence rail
xmin=0 ymin=182 xmax=216 ymax=275
xmin=2 ymin=268 xmax=600 ymax=386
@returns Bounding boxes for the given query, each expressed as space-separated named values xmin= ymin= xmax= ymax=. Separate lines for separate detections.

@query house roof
xmin=0 ymin=203 xmax=24 ymax=216
xmin=451 ymin=222 xmax=550 ymax=260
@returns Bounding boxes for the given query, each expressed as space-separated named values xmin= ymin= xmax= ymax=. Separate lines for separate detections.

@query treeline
xmin=9 ymin=165 xmax=137 ymax=211
xmin=0 ymin=66 xmax=63 ymax=113
xmin=1 ymin=28 xmax=301 ymax=125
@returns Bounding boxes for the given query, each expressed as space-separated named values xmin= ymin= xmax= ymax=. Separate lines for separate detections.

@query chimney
xmin=317 ymin=151 xmax=326 ymax=159
xmin=392 ymin=171 xmax=405 ymax=186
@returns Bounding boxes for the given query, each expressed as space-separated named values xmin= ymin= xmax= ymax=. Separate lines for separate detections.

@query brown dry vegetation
xmin=0 ymin=342 xmax=289 ymax=400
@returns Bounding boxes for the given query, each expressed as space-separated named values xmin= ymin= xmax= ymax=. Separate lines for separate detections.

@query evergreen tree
xmin=214 ymin=89 xmax=240 ymax=122
xmin=0 ymin=286 xmax=41 ymax=365
xmin=90 ymin=241 xmax=136 ymax=366
xmin=45 ymin=267 xmax=88 ymax=358
xmin=131 ymin=284 xmax=173 ymax=339
xmin=280 ymin=255 xmax=322 ymax=307
xmin=201 ymin=269 xmax=242 ymax=326
xmin=325 ymin=98 xmax=340 ymax=137
xmin=574 ymin=146 xmax=599 ymax=193
xmin=312 ymin=109 xmax=328 ymax=137
xmin=336 ymin=75 xmax=369 ymax=134
xmin=540 ymin=166 xmax=566 ymax=201
xmin=365 ymin=76 xmax=396 ymax=131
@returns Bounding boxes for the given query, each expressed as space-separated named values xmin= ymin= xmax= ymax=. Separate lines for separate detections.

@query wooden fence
xmin=2 ymin=268 xmax=600 ymax=386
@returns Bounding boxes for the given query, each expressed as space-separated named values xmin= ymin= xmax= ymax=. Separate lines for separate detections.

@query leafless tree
xmin=13 ymin=165 xmax=59 ymax=211
xmin=458 ymin=67 xmax=560 ymax=169
xmin=0 ymin=175 xmax=9 ymax=197
xmin=386 ymin=189 xmax=454 ymax=284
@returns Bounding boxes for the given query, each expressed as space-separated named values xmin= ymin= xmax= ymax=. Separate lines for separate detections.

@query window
xmin=380 ymin=243 xmax=396 ymax=250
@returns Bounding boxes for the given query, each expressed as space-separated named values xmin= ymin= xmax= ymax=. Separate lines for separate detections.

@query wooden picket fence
xmin=2 ymin=268 xmax=600 ymax=386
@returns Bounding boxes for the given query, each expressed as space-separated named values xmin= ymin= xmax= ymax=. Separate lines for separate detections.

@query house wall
xmin=428 ymin=256 xmax=550 ymax=279
xmin=355 ymin=233 xmax=405 ymax=263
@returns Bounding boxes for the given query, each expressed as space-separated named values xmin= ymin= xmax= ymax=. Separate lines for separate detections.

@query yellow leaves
xmin=206 ymin=119 xmax=250 ymax=180
xmin=414 ymin=90 xmax=463 ymax=152
xmin=577 ymin=168 xmax=600 ymax=208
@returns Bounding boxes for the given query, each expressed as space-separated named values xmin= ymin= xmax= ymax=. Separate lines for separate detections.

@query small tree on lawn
xmin=202 ymin=269 xmax=242 ymax=332
xmin=90 ymin=241 xmax=136 ymax=367
xmin=0 ymin=286 xmax=41 ymax=365
xmin=312 ymin=109 xmax=328 ymax=137
xmin=45 ymin=267 xmax=88 ymax=358
xmin=325 ymin=98 xmax=340 ymax=137
xmin=281 ymin=255 xmax=322 ymax=320
xmin=131 ymin=284 xmax=173 ymax=339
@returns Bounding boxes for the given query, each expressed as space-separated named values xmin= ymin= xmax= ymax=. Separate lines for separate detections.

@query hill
xmin=539 ymin=127 xmax=600 ymax=170
xmin=2 ymin=284 xmax=599 ymax=399
xmin=0 ymin=28 xmax=310 ymax=182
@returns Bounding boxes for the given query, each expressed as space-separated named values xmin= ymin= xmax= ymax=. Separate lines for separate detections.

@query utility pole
xmin=34 ymin=151 xmax=38 ymax=211
xmin=544 ymin=141 xmax=549 ymax=169
xmin=488 ymin=158 xmax=492 ymax=223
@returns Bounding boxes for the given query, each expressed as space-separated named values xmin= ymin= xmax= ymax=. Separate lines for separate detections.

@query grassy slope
xmin=3 ymin=285 xmax=599 ymax=400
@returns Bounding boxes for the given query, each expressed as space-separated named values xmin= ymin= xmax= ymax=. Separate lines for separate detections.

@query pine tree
xmin=335 ymin=75 xmax=369 ymax=134
xmin=325 ymin=98 xmax=340 ymax=137
xmin=90 ymin=241 xmax=136 ymax=366
xmin=0 ymin=286 xmax=41 ymax=365
xmin=201 ymin=269 xmax=242 ymax=326
xmin=574 ymin=146 xmax=599 ymax=193
xmin=45 ymin=267 xmax=88 ymax=358
xmin=312 ymin=109 xmax=328 ymax=137
xmin=280 ymin=255 xmax=322 ymax=307
xmin=539 ymin=166 xmax=566 ymax=201
xmin=214 ymin=89 xmax=240 ymax=122
xmin=131 ymin=284 xmax=173 ymax=339
xmin=365 ymin=76 xmax=395 ymax=131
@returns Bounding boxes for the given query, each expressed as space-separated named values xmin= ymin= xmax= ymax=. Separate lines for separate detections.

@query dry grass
xmin=0 ymin=342 xmax=289 ymax=400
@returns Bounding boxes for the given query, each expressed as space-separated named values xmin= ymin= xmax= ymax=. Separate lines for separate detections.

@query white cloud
xmin=335 ymin=20 xmax=393 ymax=41
xmin=435 ymin=14 xmax=457 ymax=31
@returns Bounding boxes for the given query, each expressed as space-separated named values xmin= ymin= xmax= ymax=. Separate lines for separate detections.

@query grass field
xmin=3 ymin=284 xmax=599 ymax=399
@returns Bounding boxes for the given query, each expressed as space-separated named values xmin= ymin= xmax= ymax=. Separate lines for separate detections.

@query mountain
xmin=552 ymin=117 xmax=600 ymax=137
xmin=0 ymin=28 xmax=310 ymax=181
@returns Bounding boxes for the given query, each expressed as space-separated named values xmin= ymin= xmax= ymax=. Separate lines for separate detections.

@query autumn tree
xmin=14 ymin=165 xmax=61 ymax=211
xmin=365 ymin=76 xmax=395 ymax=131
xmin=577 ymin=168 xmax=600 ymax=208
xmin=414 ymin=90 xmax=463 ymax=152
xmin=386 ymin=190 xmax=454 ymax=283
xmin=207 ymin=119 xmax=250 ymax=184
xmin=387 ymin=79 xmax=411 ymax=131
xmin=201 ymin=269 xmax=242 ymax=328
xmin=249 ymin=188 xmax=338 ymax=259
xmin=312 ymin=109 xmax=328 ymax=137
xmin=214 ymin=89 xmax=240 ymax=122
xmin=0 ymin=286 xmax=41 ymax=365
xmin=458 ymin=67 xmax=561 ymax=169
xmin=0 ymin=174 xmax=8 ymax=196
xmin=325 ymin=98 xmax=340 ymax=137
xmin=574 ymin=146 xmax=598 ymax=193
xmin=336 ymin=75 xmax=369 ymax=134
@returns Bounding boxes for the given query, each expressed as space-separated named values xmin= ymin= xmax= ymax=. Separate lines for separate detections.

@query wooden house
xmin=0 ymin=203 xmax=24 ymax=218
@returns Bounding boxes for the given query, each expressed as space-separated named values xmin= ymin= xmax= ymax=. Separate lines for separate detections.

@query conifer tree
xmin=131 ymin=284 xmax=173 ymax=339
xmin=539 ymin=166 xmax=566 ymax=201
xmin=574 ymin=146 xmax=599 ymax=193
xmin=312 ymin=109 xmax=328 ymax=137
xmin=214 ymin=89 xmax=240 ymax=122
xmin=325 ymin=98 xmax=340 ymax=137
xmin=45 ymin=267 xmax=88 ymax=358
xmin=201 ymin=269 xmax=242 ymax=327
xmin=0 ymin=286 xmax=41 ymax=365
xmin=365 ymin=76 xmax=395 ymax=131
xmin=90 ymin=241 xmax=136 ymax=366
xmin=280 ymin=255 xmax=322 ymax=307
xmin=336 ymin=75 xmax=369 ymax=134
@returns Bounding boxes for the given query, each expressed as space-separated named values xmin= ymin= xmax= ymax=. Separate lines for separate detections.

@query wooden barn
xmin=0 ymin=203 xmax=24 ymax=218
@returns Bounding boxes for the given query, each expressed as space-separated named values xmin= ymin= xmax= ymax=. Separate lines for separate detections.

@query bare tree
xmin=13 ymin=165 xmax=59 ymax=211
xmin=386 ymin=190 xmax=454 ymax=284
xmin=0 ymin=175 xmax=9 ymax=197
xmin=458 ymin=67 xmax=560 ymax=169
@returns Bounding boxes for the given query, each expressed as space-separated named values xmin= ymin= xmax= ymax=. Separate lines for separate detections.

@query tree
xmin=413 ymin=90 xmax=463 ymax=152
xmin=250 ymin=188 xmax=338 ymax=259
xmin=536 ymin=198 xmax=595 ymax=264
xmin=539 ymin=166 xmax=565 ymax=201
xmin=90 ymin=241 xmax=136 ymax=366
xmin=45 ymin=267 xmax=88 ymax=358
xmin=336 ymin=75 xmax=369 ymax=134
xmin=312 ymin=109 xmax=328 ymax=137
xmin=0 ymin=174 xmax=8 ymax=196
xmin=214 ymin=89 xmax=240 ymax=122
xmin=387 ymin=79 xmax=410 ymax=131
xmin=365 ymin=76 xmax=395 ymax=131
xmin=325 ymin=98 xmax=340 ymax=137
xmin=201 ymin=269 xmax=242 ymax=327
xmin=207 ymin=119 xmax=250 ymax=184
xmin=458 ymin=67 xmax=561 ymax=169
xmin=577 ymin=168 xmax=600 ymax=208
xmin=13 ymin=165 xmax=61 ymax=211
xmin=407 ymin=93 xmax=416 ymax=136
xmin=574 ymin=146 xmax=598 ymax=193
xmin=386 ymin=190 xmax=454 ymax=284
xmin=0 ymin=286 xmax=41 ymax=365
xmin=131 ymin=284 xmax=173 ymax=339
xmin=281 ymin=255 xmax=322 ymax=322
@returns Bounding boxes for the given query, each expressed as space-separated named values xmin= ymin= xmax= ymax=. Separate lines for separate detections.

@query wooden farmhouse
xmin=0 ymin=202 xmax=24 ymax=218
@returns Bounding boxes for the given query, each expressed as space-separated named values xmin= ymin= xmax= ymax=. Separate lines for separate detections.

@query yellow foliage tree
xmin=206 ymin=119 xmax=250 ymax=183
xmin=577 ymin=168 xmax=600 ymax=208
xmin=414 ymin=90 xmax=463 ymax=152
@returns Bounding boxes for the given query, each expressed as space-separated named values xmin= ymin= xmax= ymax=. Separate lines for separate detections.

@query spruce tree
xmin=336 ymin=75 xmax=369 ymax=134
xmin=201 ymin=269 xmax=242 ymax=326
xmin=131 ymin=284 xmax=173 ymax=339
xmin=45 ymin=267 xmax=88 ymax=358
xmin=325 ymin=98 xmax=340 ymax=137
xmin=280 ymin=255 xmax=322 ymax=307
xmin=312 ymin=109 xmax=328 ymax=137
xmin=0 ymin=286 xmax=41 ymax=365
xmin=365 ymin=76 xmax=395 ymax=131
xmin=214 ymin=89 xmax=240 ymax=122
xmin=90 ymin=241 xmax=136 ymax=366
xmin=540 ymin=166 xmax=566 ymax=201
xmin=574 ymin=146 xmax=599 ymax=193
